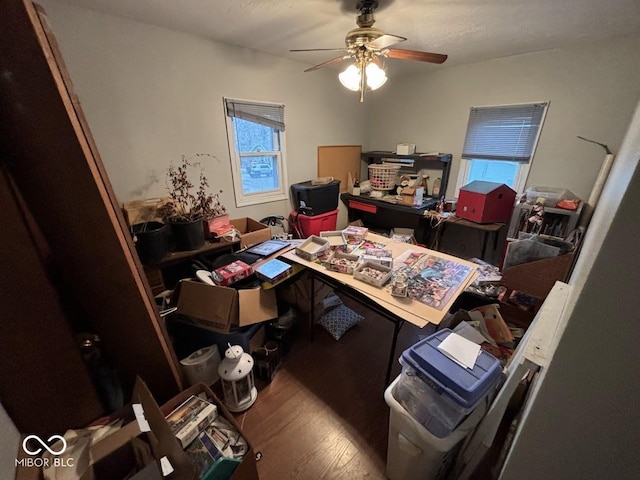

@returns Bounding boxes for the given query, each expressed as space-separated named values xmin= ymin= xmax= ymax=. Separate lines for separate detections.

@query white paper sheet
xmin=437 ymin=332 xmax=481 ymax=369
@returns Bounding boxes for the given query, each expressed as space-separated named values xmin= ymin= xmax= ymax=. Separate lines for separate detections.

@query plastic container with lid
xmin=290 ymin=180 xmax=341 ymax=216
xmin=385 ymin=375 xmax=486 ymax=480
xmin=525 ymin=186 xmax=576 ymax=207
xmin=397 ymin=329 xmax=502 ymax=437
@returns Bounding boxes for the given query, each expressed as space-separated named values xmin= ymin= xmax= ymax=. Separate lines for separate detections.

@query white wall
xmin=40 ymin=0 xmax=370 ymax=223
xmin=500 ymin=101 xmax=640 ymax=479
xmin=0 ymin=402 xmax=19 ymax=480
xmin=368 ymin=36 xmax=640 ymax=200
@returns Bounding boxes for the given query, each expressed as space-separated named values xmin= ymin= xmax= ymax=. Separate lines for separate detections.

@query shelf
xmin=361 ymin=151 xmax=453 ymax=199
xmin=508 ymin=202 xmax=583 ymax=239
xmin=362 ymin=151 xmax=452 ymax=163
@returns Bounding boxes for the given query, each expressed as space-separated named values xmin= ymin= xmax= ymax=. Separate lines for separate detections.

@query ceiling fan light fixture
xmin=339 ymin=64 xmax=361 ymax=91
xmin=365 ymin=62 xmax=387 ymax=90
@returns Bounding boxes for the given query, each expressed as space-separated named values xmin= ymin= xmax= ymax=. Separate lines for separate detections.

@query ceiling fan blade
xmin=304 ymin=56 xmax=348 ymax=72
xmin=386 ymin=48 xmax=448 ymax=64
xmin=290 ymin=48 xmax=347 ymax=52
xmin=367 ymin=34 xmax=407 ymax=50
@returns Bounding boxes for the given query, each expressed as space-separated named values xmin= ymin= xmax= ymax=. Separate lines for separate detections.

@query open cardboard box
xmin=229 ymin=218 xmax=271 ymax=249
xmin=16 ymin=378 xmax=258 ymax=480
xmin=175 ymin=279 xmax=277 ymax=333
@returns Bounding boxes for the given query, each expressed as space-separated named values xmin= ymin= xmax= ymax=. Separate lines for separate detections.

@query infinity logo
xmin=22 ymin=435 xmax=67 ymax=456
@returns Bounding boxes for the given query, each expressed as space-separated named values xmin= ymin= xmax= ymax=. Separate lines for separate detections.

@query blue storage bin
xmin=396 ymin=329 xmax=502 ymax=437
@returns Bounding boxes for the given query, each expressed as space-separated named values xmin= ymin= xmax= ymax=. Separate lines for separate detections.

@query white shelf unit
xmin=508 ymin=202 xmax=583 ymax=239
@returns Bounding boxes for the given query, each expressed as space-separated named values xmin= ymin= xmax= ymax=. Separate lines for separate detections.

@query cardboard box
xmin=230 ymin=218 xmax=271 ymax=248
xmin=212 ymin=261 xmax=253 ymax=287
xmin=391 ymin=227 xmax=417 ymax=244
xmin=396 ymin=143 xmax=416 ymax=155
xmin=401 ymin=186 xmax=424 ymax=206
xmin=72 ymin=378 xmax=200 ymax=480
xmin=254 ymin=258 xmax=292 ymax=284
xmin=122 ymin=197 xmax=169 ymax=227
xmin=160 ymin=383 xmax=259 ymax=480
xmin=176 ymin=279 xmax=277 ymax=333
xmin=342 ymin=225 xmax=368 ymax=244
xmin=295 ymin=235 xmax=330 ymax=261
xmin=165 ymin=395 xmax=218 ymax=449
xmin=73 ymin=378 xmax=259 ymax=480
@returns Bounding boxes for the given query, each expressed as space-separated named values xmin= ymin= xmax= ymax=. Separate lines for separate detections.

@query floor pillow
xmin=318 ymin=304 xmax=364 ymax=341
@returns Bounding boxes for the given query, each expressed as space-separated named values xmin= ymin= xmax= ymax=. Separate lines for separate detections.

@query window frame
xmin=455 ymin=101 xmax=549 ymax=196
xmin=224 ymin=98 xmax=289 ymax=207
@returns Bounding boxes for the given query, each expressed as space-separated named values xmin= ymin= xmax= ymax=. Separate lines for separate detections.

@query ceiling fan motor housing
xmin=346 ymin=26 xmax=384 ymax=49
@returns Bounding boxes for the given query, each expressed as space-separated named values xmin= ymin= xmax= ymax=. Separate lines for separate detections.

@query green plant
xmin=159 ymin=154 xmax=227 ymax=223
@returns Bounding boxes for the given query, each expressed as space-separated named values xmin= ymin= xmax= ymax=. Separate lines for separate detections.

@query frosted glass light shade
xmin=366 ymin=63 xmax=387 ymax=90
xmin=339 ymin=65 xmax=360 ymax=91
xmin=338 ymin=62 xmax=388 ymax=92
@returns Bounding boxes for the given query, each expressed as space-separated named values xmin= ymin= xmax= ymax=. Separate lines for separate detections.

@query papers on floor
xmin=437 ymin=332 xmax=481 ymax=369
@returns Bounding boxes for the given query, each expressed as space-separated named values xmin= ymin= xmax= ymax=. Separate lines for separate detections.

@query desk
xmin=340 ymin=193 xmax=437 ymax=244
xmin=341 ymin=194 xmax=506 ymax=261
xmin=282 ymin=234 xmax=478 ymax=384
xmin=434 ymin=216 xmax=505 ymax=261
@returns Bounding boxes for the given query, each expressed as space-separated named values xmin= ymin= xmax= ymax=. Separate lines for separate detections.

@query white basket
xmin=368 ymin=164 xmax=401 ymax=191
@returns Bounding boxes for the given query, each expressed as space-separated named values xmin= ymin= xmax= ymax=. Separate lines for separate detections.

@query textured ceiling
xmin=57 ymin=0 xmax=640 ymax=75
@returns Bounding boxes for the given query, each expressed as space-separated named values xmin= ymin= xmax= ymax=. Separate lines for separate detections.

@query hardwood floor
xmin=232 ymin=295 xmax=436 ymax=480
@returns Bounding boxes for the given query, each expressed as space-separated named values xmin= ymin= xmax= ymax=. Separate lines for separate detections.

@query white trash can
xmin=384 ymin=376 xmax=486 ymax=480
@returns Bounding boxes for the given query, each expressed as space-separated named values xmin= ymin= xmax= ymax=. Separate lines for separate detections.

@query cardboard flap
xmin=177 ymin=280 xmax=237 ymax=331
xmin=131 ymin=378 xmax=196 ymax=479
xmin=238 ymin=287 xmax=278 ymax=326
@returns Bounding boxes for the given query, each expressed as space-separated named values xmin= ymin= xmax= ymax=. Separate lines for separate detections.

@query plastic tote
xmin=398 ymin=329 xmax=502 ymax=438
xmin=385 ymin=375 xmax=486 ymax=480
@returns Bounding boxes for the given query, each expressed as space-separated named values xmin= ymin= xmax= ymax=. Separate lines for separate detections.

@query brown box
xmin=76 ymin=378 xmax=259 ymax=480
xmin=159 ymin=383 xmax=259 ymax=480
xmin=122 ymin=197 xmax=170 ymax=227
xmin=400 ymin=186 xmax=424 ymax=206
xmin=230 ymin=218 xmax=271 ymax=248
xmin=175 ymin=279 xmax=277 ymax=333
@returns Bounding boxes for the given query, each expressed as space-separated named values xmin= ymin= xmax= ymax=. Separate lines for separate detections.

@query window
xmin=224 ymin=98 xmax=289 ymax=207
xmin=455 ymin=102 xmax=548 ymax=195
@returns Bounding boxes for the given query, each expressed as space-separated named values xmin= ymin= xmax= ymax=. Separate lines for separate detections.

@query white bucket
xmin=180 ymin=345 xmax=221 ymax=387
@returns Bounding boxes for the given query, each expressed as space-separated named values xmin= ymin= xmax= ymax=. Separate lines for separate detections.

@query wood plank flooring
xmin=231 ymin=295 xmax=436 ymax=480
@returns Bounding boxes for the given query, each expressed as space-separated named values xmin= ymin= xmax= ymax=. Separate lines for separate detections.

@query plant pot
xmin=170 ymin=218 xmax=205 ymax=251
xmin=131 ymin=221 xmax=168 ymax=265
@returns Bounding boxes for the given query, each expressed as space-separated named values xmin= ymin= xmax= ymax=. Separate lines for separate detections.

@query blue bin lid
xmin=400 ymin=329 xmax=502 ymax=409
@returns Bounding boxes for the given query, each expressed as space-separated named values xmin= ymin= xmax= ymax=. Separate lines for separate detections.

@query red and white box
xmin=211 ymin=261 xmax=253 ymax=286
xmin=342 ymin=226 xmax=368 ymax=244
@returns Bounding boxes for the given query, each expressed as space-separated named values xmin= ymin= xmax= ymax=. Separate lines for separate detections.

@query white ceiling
xmin=57 ymin=0 xmax=640 ymax=75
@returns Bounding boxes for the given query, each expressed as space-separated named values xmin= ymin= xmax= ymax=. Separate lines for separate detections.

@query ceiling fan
xmin=290 ymin=0 xmax=447 ymax=102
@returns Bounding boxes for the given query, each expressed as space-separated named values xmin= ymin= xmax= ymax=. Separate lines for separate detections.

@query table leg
xmin=310 ymin=272 xmax=315 ymax=343
xmin=385 ymin=319 xmax=404 ymax=386
xmin=480 ymin=231 xmax=489 ymax=260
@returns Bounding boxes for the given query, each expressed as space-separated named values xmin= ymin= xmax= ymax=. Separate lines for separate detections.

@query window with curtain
xmin=224 ymin=98 xmax=289 ymax=207
xmin=456 ymin=102 xmax=548 ymax=194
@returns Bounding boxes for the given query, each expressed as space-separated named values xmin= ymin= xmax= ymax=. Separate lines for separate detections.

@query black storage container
xmin=290 ymin=179 xmax=341 ymax=216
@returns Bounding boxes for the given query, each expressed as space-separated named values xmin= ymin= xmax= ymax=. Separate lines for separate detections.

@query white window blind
xmin=462 ymin=103 xmax=547 ymax=163
xmin=224 ymin=98 xmax=285 ymax=132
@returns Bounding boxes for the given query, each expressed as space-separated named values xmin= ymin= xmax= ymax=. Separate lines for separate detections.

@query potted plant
xmin=159 ymin=154 xmax=227 ymax=251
